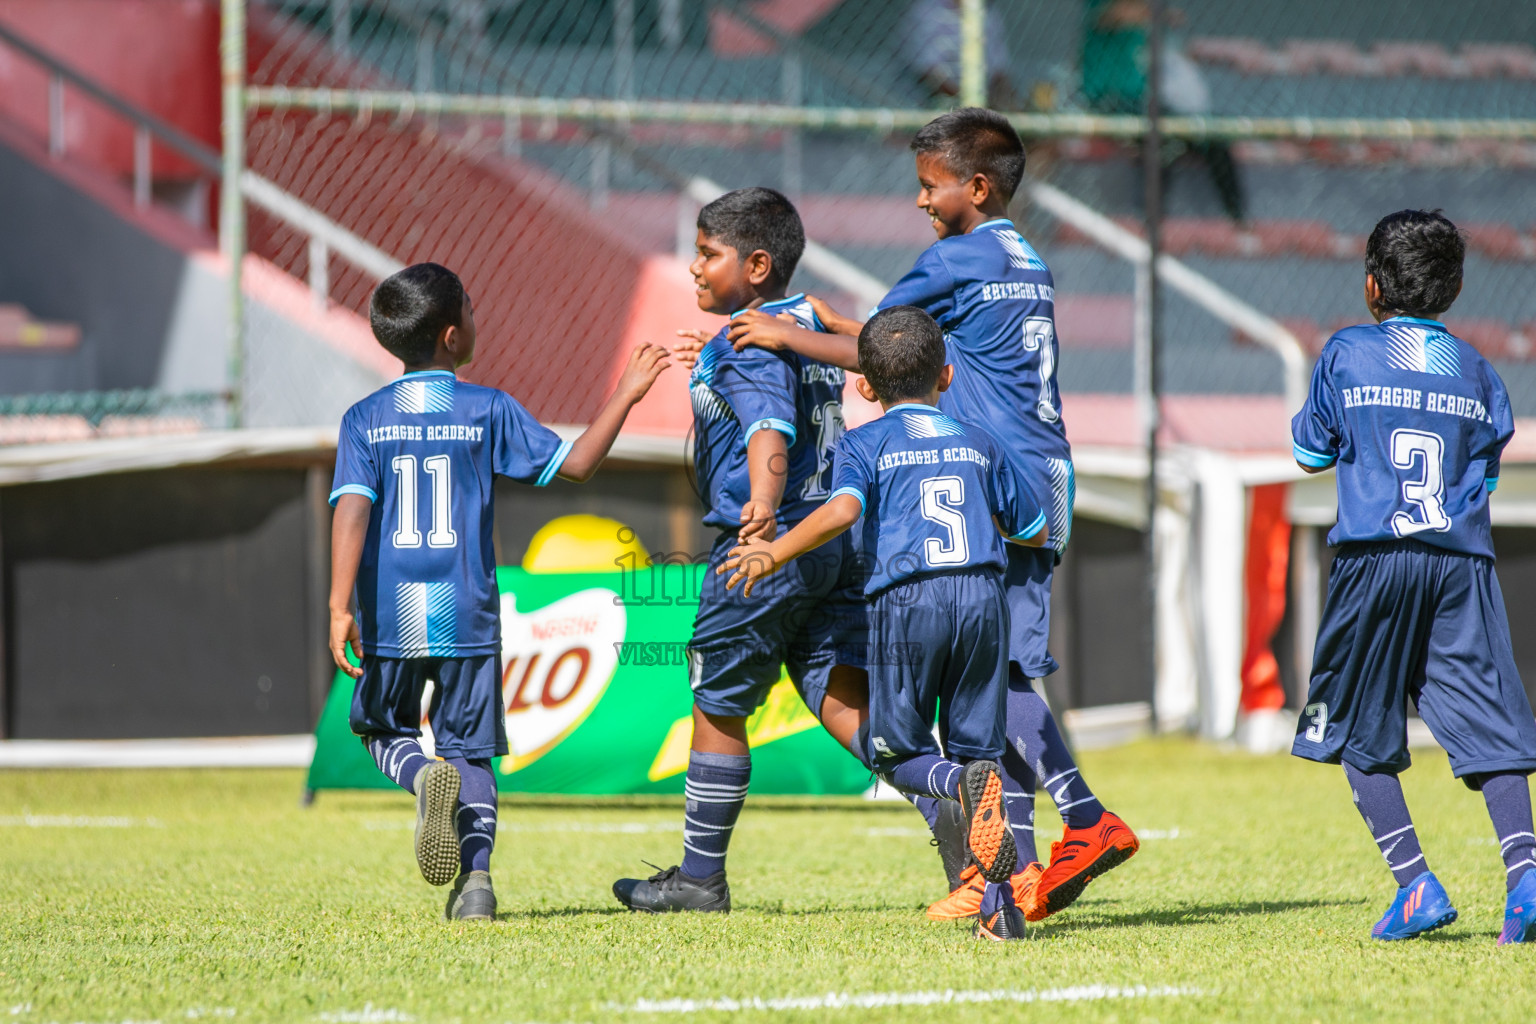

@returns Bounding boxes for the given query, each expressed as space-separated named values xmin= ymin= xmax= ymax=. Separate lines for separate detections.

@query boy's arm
xmin=727 ymin=309 xmax=861 ymax=372
xmin=740 ymin=426 xmax=789 ymax=543
xmin=328 ymin=494 xmax=372 ymax=679
xmin=722 ymin=493 xmax=863 ymax=596
xmin=557 ymin=343 xmax=670 ymax=482
xmin=999 ymin=514 xmax=1049 ymax=547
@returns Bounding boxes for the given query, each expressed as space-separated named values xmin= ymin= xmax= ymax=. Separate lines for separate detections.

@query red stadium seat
xmin=1054 ymin=294 xmax=1134 ymax=349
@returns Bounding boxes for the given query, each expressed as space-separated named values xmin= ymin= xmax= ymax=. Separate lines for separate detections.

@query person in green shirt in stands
xmin=1081 ymin=0 xmax=1245 ymax=223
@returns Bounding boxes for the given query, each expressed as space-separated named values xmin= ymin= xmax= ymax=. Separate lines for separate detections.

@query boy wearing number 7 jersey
xmin=329 ymin=263 xmax=669 ymax=921
xmin=725 ymin=306 xmax=1049 ymax=940
xmin=1291 ymin=210 xmax=1536 ymax=944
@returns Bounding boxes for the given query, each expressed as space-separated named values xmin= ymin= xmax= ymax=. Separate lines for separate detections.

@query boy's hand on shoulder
xmin=720 ymin=538 xmax=780 ymax=597
xmin=671 ymin=329 xmax=711 ymax=370
xmin=727 ymin=309 xmax=798 ymax=352
xmin=738 ymin=499 xmax=778 ymax=543
xmin=329 ymin=607 xmax=364 ymax=679
xmin=806 ymin=295 xmax=861 ymax=336
xmin=615 ymin=342 xmax=671 ymax=404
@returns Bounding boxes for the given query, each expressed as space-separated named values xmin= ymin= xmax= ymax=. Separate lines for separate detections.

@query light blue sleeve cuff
xmin=1487 ymin=477 xmax=1500 ymax=493
xmin=329 ymin=484 xmax=377 ymax=506
xmin=1011 ymin=509 xmax=1048 ymax=541
xmin=1293 ymin=443 xmax=1337 ymax=469
xmin=536 ymin=439 xmax=575 ymax=487
xmin=828 ymin=486 xmax=866 ymax=513
xmin=743 ymin=418 xmax=797 ymax=446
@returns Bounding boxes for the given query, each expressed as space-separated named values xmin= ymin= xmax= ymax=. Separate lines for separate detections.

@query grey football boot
xmin=613 ymin=865 xmax=730 ymax=912
xmin=412 ymin=760 xmax=462 ymax=887
xmin=445 ymin=871 xmax=497 ymax=921
xmin=930 ymin=799 xmax=971 ymax=891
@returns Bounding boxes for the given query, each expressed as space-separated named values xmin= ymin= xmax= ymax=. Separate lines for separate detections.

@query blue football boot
xmin=1498 ymin=870 xmax=1536 ymax=946
xmin=1371 ymin=870 xmax=1457 ymax=941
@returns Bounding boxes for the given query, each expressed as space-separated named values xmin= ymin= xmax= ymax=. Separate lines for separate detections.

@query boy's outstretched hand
xmin=615 ymin=342 xmax=671 ymax=403
xmin=721 ymin=538 xmax=782 ymax=597
xmin=670 ymin=329 xmax=711 ymax=371
xmin=329 ymin=607 xmax=364 ymax=679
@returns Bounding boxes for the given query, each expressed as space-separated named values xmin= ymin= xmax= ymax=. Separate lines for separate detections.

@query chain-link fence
xmin=230 ymin=0 xmax=1536 ymax=439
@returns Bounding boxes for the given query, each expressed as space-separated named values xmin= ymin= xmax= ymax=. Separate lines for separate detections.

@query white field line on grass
xmin=0 ymin=814 xmax=163 ymax=828
xmin=609 ymin=984 xmax=1204 ymax=1015
xmin=316 ymin=1006 xmax=415 ymax=1023
xmin=363 ymin=820 xmax=683 ymax=834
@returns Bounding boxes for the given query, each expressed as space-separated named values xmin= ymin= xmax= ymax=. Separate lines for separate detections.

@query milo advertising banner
xmin=306 ymin=521 xmax=871 ymax=795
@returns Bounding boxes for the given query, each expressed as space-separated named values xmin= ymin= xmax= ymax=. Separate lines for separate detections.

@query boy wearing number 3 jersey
xmin=1291 ymin=210 xmax=1536 ymax=944
xmin=329 ymin=263 xmax=669 ymax=921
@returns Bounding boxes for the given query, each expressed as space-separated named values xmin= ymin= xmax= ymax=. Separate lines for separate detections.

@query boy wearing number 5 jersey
xmin=724 ymin=306 xmax=1049 ymax=940
xmin=329 ymin=263 xmax=669 ymax=921
xmin=722 ymin=110 xmax=1136 ymax=921
xmin=1291 ymin=210 xmax=1536 ymax=944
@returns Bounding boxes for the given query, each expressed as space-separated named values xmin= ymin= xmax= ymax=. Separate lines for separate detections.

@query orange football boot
xmin=1026 ymin=810 xmax=1138 ymax=922
xmin=927 ymin=861 xmax=1044 ymax=921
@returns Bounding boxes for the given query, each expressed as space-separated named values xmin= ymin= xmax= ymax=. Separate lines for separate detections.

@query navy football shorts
xmin=1004 ymin=544 xmax=1058 ymax=679
xmin=689 ymin=528 xmax=867 ymax=719
xmin=865 ymin=568 xmax=1010 ymax=768
xmin=1292 ymin=538 xmax=1536 ymax=783
xmin=351 ymin=653 xmax=507 ymax=760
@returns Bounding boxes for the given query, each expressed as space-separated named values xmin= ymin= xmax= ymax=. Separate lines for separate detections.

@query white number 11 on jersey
xmin=391 ymin=454 xmax=458 ymax=549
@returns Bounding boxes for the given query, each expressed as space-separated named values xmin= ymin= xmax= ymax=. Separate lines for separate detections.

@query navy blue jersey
xmin=690 ymin=293 xmax=847 ymax=530
xmin=1292 ymin=316 xmax=1514 ymax=559
xmin=829 ymin=404 xmax=1045 ymax=595
xmin=873 ymin=219 xmax=1071 ymax=469
xmin=331 ymin=371 xmax=571 ymax=657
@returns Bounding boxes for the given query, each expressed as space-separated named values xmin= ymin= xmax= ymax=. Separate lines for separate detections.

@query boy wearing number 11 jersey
xmin=1291 ymin=210 xmax=1536 ymax=944
xmin=329 ymin=263 xmax=669 ymax=921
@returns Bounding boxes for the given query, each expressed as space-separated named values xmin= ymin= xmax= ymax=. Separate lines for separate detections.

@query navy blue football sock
xmin=680 ymin=749 xmax=751 ymax=880
xmin=998 ymin=739 xmax=1039 ymax=868
xmin=905 ymin=794 xmax=942 ymax=830
xmin=449 ymin=757 xmax=497 ymax=875
xmin=1007 ymin=672 xmax=1104 ymax=829
xmin=365 ymin=735 xmax=432 ymax=794
xmin=1480 ymin=771 xmax=1536 ymax=892
xmin=886 ymin=754 xmax=963 ymax=801
xmin=1344 ymin=762 xmax=1427 ymax=887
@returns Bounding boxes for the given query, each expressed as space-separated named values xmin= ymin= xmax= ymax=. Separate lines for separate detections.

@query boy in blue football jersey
xmin=1291 ymin=210 xmax=1536 ymax=944
xmin=329 ymin=263 xmax=669 ymax=921
xmin=611 ymin=188 xmax=872 ymax=914
xmin=717 ymin=109 xmax=1137 ymax=921
xmin=724 ymin=305 xmax=1049 ymax=940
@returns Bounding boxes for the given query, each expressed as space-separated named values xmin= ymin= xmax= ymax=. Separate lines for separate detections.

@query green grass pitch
xmin=2 ymin=737 xmax=1531 ymax=1023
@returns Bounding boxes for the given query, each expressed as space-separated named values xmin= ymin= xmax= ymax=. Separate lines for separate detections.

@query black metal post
xmin=1143 ymin=0 xmax=1164 ymax=728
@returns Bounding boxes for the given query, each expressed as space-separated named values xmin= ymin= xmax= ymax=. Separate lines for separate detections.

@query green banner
xmin=306 ymin=565 xmax=873 ymax=795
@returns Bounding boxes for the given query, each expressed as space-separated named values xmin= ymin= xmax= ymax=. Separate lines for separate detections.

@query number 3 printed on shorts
xmin=1389 ymin=429 xmax=1452 ymax=537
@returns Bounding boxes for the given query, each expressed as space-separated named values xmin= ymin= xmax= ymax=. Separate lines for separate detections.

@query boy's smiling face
xmin=689 ymin=228 xmax=767 ymax=315
xmin=914 ymin=151 xmax=989 ymax=240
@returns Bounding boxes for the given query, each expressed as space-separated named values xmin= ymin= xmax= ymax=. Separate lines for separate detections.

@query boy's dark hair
xmin=1365 ymin=209 xmax=1465 ymax=317
xmin=369 ymin=262 xmax=466 ymax=365
xmin=910 ymin=107 xmax=1026 ymax=203
xmin=696 ymin=187 xmax=805 ymax=290
xmin=859 ymin=306 xmax=947 ymax=402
